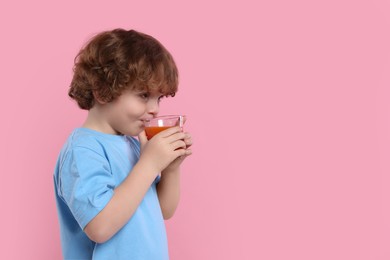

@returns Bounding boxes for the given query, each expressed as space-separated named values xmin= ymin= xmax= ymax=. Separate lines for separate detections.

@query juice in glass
xmin=144 ymin=115 xmax=185 ymax=140
xmin=145 ymin=126 xmax=172 ymax=140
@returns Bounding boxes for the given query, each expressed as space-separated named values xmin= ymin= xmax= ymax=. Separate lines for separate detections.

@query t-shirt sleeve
xmin=58 ymin=146 xmax=115 ymax=230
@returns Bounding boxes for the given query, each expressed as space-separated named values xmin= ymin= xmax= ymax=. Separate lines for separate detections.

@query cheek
xmin=126 ymin=102 xmax=147 ymax=116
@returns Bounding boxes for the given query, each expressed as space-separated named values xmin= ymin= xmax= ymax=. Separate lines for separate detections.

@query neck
xmin=82 ymin=105 xmax=118 ymax=135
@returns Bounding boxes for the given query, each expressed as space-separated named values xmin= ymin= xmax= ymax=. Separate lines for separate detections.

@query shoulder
xmin=58 ymin=129 xmax=108 ymax=164
xmin=70 ymin=128 xmax=106 ymax=152
xmin=55 ymin=130 xmax=114 ymax=184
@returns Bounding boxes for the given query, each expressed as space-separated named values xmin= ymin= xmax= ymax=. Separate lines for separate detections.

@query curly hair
xmin=68 ymin=29 xmax=179 ymax=110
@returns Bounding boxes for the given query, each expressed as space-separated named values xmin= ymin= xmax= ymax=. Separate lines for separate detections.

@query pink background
xmin=1 ymin=0 xmax=390 ymax=259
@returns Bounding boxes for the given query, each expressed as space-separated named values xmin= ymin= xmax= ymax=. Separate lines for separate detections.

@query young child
xmin=54 ymin=28 xmax=192 ymax=259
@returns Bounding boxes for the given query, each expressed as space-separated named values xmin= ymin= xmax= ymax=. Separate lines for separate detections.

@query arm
xmin=84 ymin=158 xmax=158 ymax=243
xmin=157 ymin=132 xmax=192 ymax=220
xmin=157 ymin=168 xmax=181 ymax=219
xmin=84 ymin=127 xmax=188 ymax=243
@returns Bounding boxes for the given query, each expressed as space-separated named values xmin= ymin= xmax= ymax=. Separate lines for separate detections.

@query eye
xmin=158 ymin=95 xmax=165 ymax=103
xmin=139 ymin=92 xmax=150 ymax=100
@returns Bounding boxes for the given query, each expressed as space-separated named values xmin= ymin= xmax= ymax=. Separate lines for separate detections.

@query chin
xmin=127 ymin=128 xmax=143 ymax=137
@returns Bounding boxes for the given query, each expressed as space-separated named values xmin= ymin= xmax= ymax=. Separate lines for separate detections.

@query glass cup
xmin=144 ymin=115 xmax=185 ymax=140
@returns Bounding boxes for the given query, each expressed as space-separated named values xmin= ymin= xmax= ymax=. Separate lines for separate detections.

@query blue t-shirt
xmin=54 ymin=128 xmax=168 ymax=260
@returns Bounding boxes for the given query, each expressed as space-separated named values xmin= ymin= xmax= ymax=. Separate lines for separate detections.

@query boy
xmin=54 ymin=28 xmax=192 ymax=259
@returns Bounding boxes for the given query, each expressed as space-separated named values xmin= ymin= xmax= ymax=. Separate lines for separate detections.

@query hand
xmin=163 ymin=132 xmax=193 ymax=173
xmin=138 ymin=127 xmax=189 ymax=173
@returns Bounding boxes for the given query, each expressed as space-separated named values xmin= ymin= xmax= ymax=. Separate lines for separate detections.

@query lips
xmin=141 ymin=117 xmax=154 ymax=122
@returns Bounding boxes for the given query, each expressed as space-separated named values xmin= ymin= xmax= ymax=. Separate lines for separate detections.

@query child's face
xmin=98 ymin=88 xmax=163 ymax=136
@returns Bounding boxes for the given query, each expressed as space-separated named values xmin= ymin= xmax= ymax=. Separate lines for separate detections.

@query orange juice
xmin=145 ymin=126 xmax=171 ymax=140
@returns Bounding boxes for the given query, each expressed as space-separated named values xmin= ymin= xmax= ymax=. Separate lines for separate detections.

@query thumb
xmin=138 ymin=130 xmax=148 ymax=149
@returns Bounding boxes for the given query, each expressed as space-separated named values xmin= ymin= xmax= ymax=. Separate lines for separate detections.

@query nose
xmin=146 ymin=99 xmax=159 ymax=116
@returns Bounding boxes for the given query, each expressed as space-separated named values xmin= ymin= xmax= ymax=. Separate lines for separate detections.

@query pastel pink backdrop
xmin=1 ymin=0 xmax=390 ymax=259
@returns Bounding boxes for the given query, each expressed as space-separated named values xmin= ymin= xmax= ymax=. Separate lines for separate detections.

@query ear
xmin=92 ymin=90 xmax=107 ymax=105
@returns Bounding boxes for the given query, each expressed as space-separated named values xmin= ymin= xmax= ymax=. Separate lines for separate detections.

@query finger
xmin=184 ymin=133 xmax=192 ymax=146
xmin=166 ymin=132 xmax=187 ymax=143
xmin=138 ymin=130 xmax=148 ymax=148
xmin=173 ymin=149 xmax=192 ymax=161
xmin=174 ymin=147 xmax=188 ymax=158
xmin=172 ymin=140 xmax=187 ymax=150
xmin=185 ymin=141 xmax=192 ymax=148
xmin=177 ymin=149 xmax=192 ymax=159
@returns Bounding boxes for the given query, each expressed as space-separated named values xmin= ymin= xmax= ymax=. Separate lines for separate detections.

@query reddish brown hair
xmin=68 ymin=29 xmax=178 ymax=110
